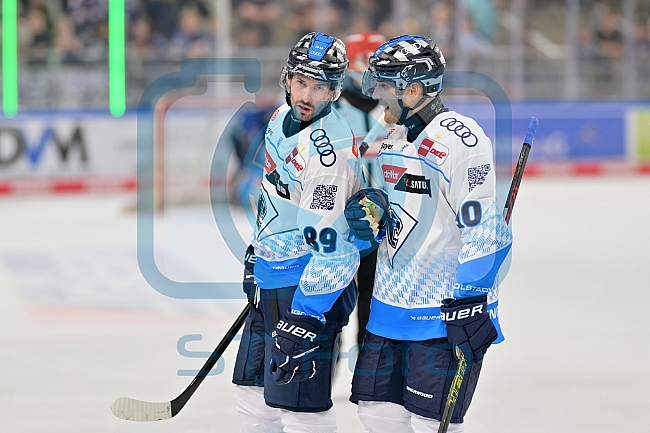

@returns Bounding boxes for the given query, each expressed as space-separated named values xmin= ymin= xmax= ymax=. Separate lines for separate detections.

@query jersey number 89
xmin=303 ymin=226 xmax=337 ymax=253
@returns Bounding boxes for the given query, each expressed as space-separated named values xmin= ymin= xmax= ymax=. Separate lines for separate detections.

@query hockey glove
xmin=243 ymin=245 xmax=258 ymax=303
xmin=270 ymin=312 xmax=325 ymax=385
xmin=344 ymin=188 xmax=391 ymax=241
xmin=441 ymin=295 xmax=498 ymax=363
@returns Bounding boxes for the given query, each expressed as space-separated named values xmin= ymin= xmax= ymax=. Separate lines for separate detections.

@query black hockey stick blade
xmin=111 ymin=301 xmax=252 ymax=422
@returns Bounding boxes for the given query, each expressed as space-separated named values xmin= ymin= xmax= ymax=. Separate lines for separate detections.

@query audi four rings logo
xmin=310 ymin=129 xmax=337 ymax=167
xmin=440 ymin=117 xmax=478 ymax=147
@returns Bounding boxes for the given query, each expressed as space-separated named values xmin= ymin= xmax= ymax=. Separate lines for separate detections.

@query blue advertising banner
xmin=448 ymin=100 xmax=630 ymax=162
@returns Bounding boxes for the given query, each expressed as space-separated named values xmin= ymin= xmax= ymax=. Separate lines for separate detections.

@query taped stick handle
xmin=170 ymin=301 xmax=251 ymax=417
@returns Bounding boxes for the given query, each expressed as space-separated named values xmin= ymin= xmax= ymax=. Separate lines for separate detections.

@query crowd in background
xmin=3 ymin=0 xmax=650 ymax=107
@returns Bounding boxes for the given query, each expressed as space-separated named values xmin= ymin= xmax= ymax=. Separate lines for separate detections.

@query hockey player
xmin=344 ymin=35 xmax=513 ymax=432
xmin=232 ymin=32 xmax=364 ymax=433
xmin=335 ymin=31 xmax=388 ymax=349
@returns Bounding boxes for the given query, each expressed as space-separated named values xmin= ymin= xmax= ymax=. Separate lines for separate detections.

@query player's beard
xmin=383 ymin=106 xmax=399 ymax=124
xmin=290 ymin=97 xmax=326 ymax=122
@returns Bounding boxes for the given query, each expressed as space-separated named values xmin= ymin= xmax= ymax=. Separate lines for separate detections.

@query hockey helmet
xmin=280 ymin=32 xmax=349 ymax=101
xmin=344 ymin=31 xmax=387 ymax=65
xmin=362 ymin=35 xmax=446 ymax=98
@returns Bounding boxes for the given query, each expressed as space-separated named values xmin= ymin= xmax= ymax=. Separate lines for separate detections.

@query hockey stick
xmin=437 ymin=117 xmax=538 ymax=433
xmin=111 ymin=301 xmax=252 ymax=422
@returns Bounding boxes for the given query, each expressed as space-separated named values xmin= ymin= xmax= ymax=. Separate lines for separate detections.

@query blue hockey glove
xmin=243 ymin=245 xmax=258 ymax=303
xmin=270 ymin=312 xmax=325 ymax=385
xmin=344 ymin=188 xmax=391 ymax=241
xmin=441 ymin=295 xmax=497 ymax=363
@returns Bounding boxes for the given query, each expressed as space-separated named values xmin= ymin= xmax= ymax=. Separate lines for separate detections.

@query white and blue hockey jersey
xmin=366 ymin=111 xmax=512 ymax=342
xmin=253 ymin=103 xmax=365 ymax=323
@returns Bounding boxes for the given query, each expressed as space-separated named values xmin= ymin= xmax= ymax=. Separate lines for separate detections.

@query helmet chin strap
xmin=396 ymin=90 xmax=436 ymax=124
xmin=397 ymin=93 xmax=447 ymax=142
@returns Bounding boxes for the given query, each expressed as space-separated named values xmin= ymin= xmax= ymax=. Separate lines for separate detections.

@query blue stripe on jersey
xmin=254 ymin=255 xmax=311 ymax=289
xmin=366 ymin=298 xmax=446 ymax=341
xmin=367 ymin=298 xmax=504 ymax=343
xmin=454 ymin=245 xmax=512 ymax=298
xmin=379 ymin=152 xmax=451 ymax=183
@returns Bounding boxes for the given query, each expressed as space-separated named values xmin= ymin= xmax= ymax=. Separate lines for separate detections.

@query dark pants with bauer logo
xmin=349 ymin=331 xmax=484 ymax=424
xmin=233 ymin=282 xmax=357 ymax=412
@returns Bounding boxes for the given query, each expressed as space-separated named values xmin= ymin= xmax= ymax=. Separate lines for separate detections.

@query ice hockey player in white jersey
xmin=344 ymin=35 xmax=513 ymax=432
xmin=231 ymin=32 xmax=364 ymax=433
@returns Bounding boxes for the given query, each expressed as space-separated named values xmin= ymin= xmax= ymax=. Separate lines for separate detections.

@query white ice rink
xmin=2 ymin=176 xmax=649 ymax=433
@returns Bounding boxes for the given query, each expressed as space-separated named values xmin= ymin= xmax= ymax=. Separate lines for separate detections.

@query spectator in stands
xmin=62 ymin=0 xmax=109 ymax=62
xmin=24 ymin=1 xmax=54 ymax=64
xmin=589 ymin=7 xmax=623 ymax=96
xmin=428 ymin=1 xmax=454 ymax=62
xmin=128 ymin=15 xmax=159 ymax=62
xmin=54 ymin=12 xmax=85 ymax=63
xmin=283 ymin=0 xmax=316 ymax=43
xmin=233 ymin=0 xmax=280 ymax=46
xmin=595 ymin=8 xmax=623 ymax=58
xmin=168 ymin=6 xmax=213 ymax=60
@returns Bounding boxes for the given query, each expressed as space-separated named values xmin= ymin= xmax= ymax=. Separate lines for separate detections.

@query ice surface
xmin=1 ymin=177 xmax=649 ymax=432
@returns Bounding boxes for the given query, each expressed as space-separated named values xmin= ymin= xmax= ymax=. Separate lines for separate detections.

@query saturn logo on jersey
xmin=395 ymin=174 xmax=431 ymax=196
xmin=418 ymin=138 xmax=449 ymax=165
xmin=284 ymin=147 xmax=306 ymax=177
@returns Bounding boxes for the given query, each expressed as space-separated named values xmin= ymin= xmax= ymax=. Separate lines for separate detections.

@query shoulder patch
xmin=417 ymin=138 xmax=449 ymax=165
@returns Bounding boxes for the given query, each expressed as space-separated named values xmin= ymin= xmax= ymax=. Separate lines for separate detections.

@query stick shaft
xmin=170 ymin=301 xmax=251 ymax=416
xmin=504 ymin=117 xmax=538 ymax=224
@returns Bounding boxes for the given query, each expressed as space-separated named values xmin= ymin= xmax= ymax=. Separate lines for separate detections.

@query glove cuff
xmin=275 ymin=312 xmax=324 ymax=345
xmin=441 ymin=295 xmax=489 ymax=325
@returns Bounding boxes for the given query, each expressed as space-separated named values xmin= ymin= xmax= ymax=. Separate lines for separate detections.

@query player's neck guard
xmin=399 ymin=95 xmax=447 ymax=142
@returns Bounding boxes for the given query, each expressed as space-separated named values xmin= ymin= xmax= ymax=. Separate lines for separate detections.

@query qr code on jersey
xmin=468 ymin=164 xmax=491 ymax=192
xmin=310 ymin=184 xmax=338 ymax=211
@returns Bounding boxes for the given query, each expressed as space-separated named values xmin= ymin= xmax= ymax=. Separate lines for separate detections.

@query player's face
xmin=372 ymin=80 xmax=400 ymax=124
xmin=287 ymin=74 xmax=334 ymax=121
